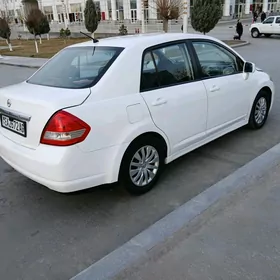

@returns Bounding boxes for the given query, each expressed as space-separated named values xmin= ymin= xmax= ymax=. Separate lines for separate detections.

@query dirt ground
xmin=0 ymin=38 xmax=245 ymax=59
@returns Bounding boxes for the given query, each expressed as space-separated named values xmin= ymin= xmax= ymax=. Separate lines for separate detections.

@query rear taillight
xmin=40 ymin=110 xmax=91 ymax=146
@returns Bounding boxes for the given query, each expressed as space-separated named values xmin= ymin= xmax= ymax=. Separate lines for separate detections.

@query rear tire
xmin=119 ymin=136 xmax=166 ymax=195
xmin=251 ymin=28 xmax=260 ymax=38
xmin=248 ymin=90 xmax=270 ymax=129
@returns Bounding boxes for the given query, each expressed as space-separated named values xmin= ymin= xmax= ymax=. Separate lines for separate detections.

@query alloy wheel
xmin=129 ymin=145 xmax=159 ymax=187
xmin=254 ymin=97 xmax=267 ymax=124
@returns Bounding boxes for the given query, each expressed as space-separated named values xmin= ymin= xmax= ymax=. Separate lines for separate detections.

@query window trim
xmin=188 ymin=39 xmax=245 ymax=81
xmin=140 ymin=40 xmax=200 ymax=93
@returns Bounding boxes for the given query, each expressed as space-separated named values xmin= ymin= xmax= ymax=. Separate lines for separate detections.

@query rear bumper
xmin=0 ymin=133 xmax=126 ymax=193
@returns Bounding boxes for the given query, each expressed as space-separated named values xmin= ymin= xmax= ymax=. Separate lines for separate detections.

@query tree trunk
xmin=91 ymin=32 xmax=95 ymax=38
xmin=163 ymin=19 xmax=168 ymax=33
xmin=39 ymin=36 xmax=42 ymax=44
xmin=34 ymin=35 xmax=38 ymax=53
xmin=7 ymin=38 xmax=13 ymax=51
xmin=47 ymin=33 xmax=50 ymax=40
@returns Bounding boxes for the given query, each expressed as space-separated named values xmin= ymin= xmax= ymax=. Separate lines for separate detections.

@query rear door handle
xmin=152 ymin=98 xmax=167 ymax=106
xmin=209 ymin=85 xmax=220 ymax=92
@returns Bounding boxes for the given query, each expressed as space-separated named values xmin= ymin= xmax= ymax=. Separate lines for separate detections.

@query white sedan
xmin=0 ymin=33 xmax=274 ymax=195
xmin=250 ymin=15 xmax=280 ymax=38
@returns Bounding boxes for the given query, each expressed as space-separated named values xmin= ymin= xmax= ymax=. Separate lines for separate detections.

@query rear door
xmin=140 ymin=42 xmax=208 ymax=155
xmin=273 ymin=17 xmax=280 ymax=34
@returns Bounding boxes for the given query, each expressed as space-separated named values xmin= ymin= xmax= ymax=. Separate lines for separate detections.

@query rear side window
xmin=141 ymin=43 xmax=194 ymax=92
xmin=276 ymin=17 xmax=280 ymax=24
xmin=27 ymin=46 xmax=124 ymax=89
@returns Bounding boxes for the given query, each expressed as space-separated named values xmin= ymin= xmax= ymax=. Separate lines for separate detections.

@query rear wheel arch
xmin=118 ymin=132 xmax=168 ymax=180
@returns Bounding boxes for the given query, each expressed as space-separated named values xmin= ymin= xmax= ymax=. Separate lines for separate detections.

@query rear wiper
xmin=80 ymin=31 xmax=99 ymax=43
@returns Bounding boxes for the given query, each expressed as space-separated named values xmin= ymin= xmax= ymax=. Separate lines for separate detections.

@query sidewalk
xmin=71 ymin=142 xmax=280 ymax=280
xmin=116 ymin=163 xmax=280 ymax=280
xmin=0 ymin=55 xmax=47 ymax=68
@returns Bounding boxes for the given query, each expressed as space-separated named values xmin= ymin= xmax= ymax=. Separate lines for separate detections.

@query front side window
xmin=141 ymin=43 xmax=194 ymax=91
xmin=276 ymin=17 xmax=280 ymax=23
xmin=27 ymin=46 xmax=124 ymax=89
xmin=192 ymin=41 xmax=244 ymax=78
xmin=263 ymin=17 xmax=274 ymax=24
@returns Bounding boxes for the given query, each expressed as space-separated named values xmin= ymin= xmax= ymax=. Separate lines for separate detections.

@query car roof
xmin=68 ymin=33 xmax=219 ymax=50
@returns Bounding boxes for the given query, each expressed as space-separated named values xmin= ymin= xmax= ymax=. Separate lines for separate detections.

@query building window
xmin=130 ymin=0 xmax=136 ymax=9
xmin=116 ymin=0 xmax=124 ymax=20
xmin=44 ymin=6 xmax=54 ymax=22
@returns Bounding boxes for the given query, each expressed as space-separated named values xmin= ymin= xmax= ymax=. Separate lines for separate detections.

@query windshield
xmin=27 ymin=46 xmax=124 ymax=89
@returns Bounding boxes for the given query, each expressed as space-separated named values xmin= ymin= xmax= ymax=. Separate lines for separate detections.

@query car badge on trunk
xmin=7 ymin=99 xmax=11 ymax=107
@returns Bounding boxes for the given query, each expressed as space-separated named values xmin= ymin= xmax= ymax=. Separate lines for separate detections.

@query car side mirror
xmin=244 ymin=62 xmax=256 ymax=73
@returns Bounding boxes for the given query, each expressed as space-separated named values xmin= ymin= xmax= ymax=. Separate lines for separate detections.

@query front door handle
xmin=209 ymin=85 xmax=220 ymax=92
xmin=152 ymin=98 xmax=167 ymax=106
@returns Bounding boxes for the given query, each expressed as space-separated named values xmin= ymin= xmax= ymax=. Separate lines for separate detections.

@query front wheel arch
xmin=251 ymin=28 xmax=260 ymax=38
xmin=259 ymin=86 xmax=272 ymax=110
xmin=248 ymin=88 xmax=271 ymax=129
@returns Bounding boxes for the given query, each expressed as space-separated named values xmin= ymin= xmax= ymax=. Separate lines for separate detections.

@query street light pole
xmin=183 ymin=0 xmax=188 ymax=33
xmin=61 ymin=0 xmax=68 ymax=28
xmin=141 ymin=0 xmax=145 ymax=33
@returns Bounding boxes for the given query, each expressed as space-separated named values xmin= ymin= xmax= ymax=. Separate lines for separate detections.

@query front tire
xmin=251 ymin=28 xmax=260 ymax=38
xmin=119 ymin=136 xmax=165 ymax=195
xmin=248 ymin=90 xmax=270 ymax=129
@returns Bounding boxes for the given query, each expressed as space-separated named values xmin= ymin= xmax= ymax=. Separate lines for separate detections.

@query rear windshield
xmin=27 ymin=46 xmax=124 ymax=89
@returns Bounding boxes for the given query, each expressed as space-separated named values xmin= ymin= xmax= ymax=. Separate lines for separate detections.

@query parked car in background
xmin=250 ymin=15 xmax=280 ymax=37
xmin=0 ymin=33 xmax=275 ymax=195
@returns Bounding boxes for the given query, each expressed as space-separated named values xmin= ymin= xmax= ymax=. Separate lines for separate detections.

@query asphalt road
xmin=0 ymin=33 xmax=280 ymax=280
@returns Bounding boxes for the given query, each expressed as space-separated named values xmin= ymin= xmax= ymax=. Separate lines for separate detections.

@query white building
xmin=0 ymin=0 xmax=279 ymax=24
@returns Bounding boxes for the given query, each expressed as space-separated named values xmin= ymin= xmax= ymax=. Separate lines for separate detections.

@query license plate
xmin=0 ymin=114 xmax=27 ymax=137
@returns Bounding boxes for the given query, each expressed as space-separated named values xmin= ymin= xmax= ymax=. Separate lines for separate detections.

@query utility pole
xmin=141 ymin=0 xmax=145 ymax=33
xmin=61 ymin=0 xmax=68 ymax=28
xmin=183 ymin=0 xmax=188 ymax=33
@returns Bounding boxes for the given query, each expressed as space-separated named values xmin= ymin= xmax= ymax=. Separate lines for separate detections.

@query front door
xmin=140 ymin=42 xmax=207 ymax=155
xmin=261 ymin=16 xmax=275 ymax=33
xmin=273 ymin=16 xmax=280 ymax=34
xmin=190 ymin=40 xmax=250 ymax=133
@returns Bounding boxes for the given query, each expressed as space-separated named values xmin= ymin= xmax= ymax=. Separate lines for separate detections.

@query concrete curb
xmin=70 ymin=142 xmax=280 ymax=280
xmin=231 ymin=41 xmax=250 ymax=48
xmin=0 ymin=61 xmax=42 ymax=69
xmin=0 ymin=41 xmax=250 ymax=69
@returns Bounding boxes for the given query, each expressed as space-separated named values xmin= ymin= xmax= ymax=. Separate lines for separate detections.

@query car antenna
xmin=80 ymin=31 xmax=99 ymax=43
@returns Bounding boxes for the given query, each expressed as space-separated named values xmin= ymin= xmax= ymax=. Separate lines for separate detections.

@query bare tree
xmin=154 ymin=0 xmax=183 ymax=32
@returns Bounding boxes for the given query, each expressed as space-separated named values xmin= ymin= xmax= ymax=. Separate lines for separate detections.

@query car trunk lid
xmin=0 ymin=82 xmax=91 ymax=149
